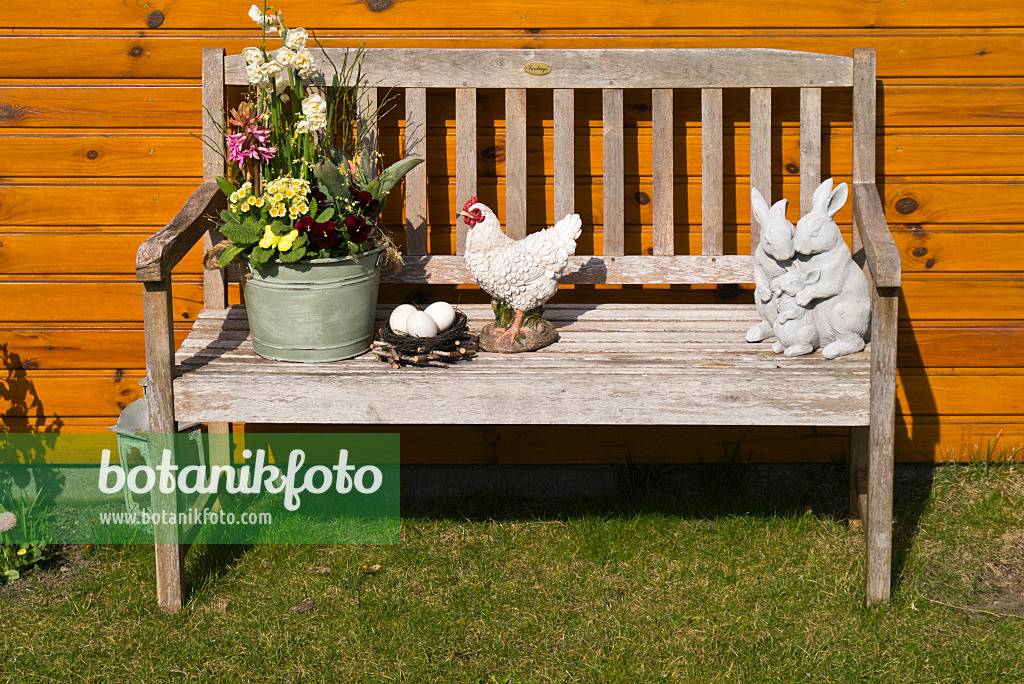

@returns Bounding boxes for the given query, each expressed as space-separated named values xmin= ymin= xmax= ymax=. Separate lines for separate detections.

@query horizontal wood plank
xmin=7 ymin=3 xmax=1022 ymax=30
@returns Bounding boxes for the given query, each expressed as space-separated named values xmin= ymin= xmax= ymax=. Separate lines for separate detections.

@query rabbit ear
xmin=811 ymin=178 xmax=835 ymax=211
xmin=804 ymin=268 xmax=821 ymax=284
xmin=825 ymin=182 xmax=849 ymax=218
xmin=770 ymin=198 xmax=789 ymax=216
xmin=751 ymin=188 xmax=770 ymax=225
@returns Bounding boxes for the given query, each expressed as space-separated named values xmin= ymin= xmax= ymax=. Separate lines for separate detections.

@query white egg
xmin=389 ymin=304 xmax=418 ymax=334
xmin=405 ymin=311 xmax=440 ymax=338
xmin=424 ymin=301 xmax=456 ymax=332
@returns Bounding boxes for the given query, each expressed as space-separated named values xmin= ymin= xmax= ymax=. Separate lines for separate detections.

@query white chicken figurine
xmin=459 ymin=197 xmax=582 ymax=348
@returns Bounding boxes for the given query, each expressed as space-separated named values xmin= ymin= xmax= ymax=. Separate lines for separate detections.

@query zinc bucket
xmin=243 ymin=248 xmax=383 ymax=362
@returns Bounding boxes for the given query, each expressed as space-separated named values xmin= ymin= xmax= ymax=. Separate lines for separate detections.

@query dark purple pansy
xmin=344 ymin=215 xmax=372 ymax=244
xmin=308 ymin=221 xmax=338 ymax=249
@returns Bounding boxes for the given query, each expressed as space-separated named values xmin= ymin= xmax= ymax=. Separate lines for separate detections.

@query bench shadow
xmin=175 ymin=317 xmax=247 ymax=372
xmin=401 ymin=456 xmax=935 ymax=602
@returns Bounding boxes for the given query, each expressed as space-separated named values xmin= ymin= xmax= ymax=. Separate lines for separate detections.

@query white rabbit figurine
xmin=792 ymin=179 xmax=871 ymax=359
xmin=746 ymin=189 xmax=795 ymax=343
xmin=771 ymin=268 xmax=833 ymax=356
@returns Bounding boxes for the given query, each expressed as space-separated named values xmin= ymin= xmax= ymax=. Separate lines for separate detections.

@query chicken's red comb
xmin=462 ymin=196 xmax=479 ymax=212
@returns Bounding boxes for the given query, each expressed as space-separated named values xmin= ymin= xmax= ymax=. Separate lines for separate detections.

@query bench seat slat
xmin=173 ymin=304 xmax=870 ymax=426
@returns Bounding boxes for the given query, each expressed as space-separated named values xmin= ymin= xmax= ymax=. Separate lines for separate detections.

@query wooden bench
xmin=135 ymin=47 xmax=901 ymax=613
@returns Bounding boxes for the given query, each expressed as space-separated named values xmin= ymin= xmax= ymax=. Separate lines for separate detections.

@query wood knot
xmin=633 ymin=191 xmax=650 ymax=206
xmin=785 ymin=163 xmax=799 ymax=174
xmin=86 ymin=150 xmax=99 ymax=160
xmin=0 ymin=104 xmax=24 ymax=121
xmin=912 ymin=247 xmax=928 ymax=257
xmin=925 ymin=258 xmax=935 ymax=269
xmin=146 ymin=10 xmax=165 ymax=28
xmin=130 ymin=46 xmax=144 ymax=58
xmin=481 ymin=145 xmax=504 ymax=162
xmin=895 ymin=197 xmax=918 ymax=215
xmin=365 ymin=0 xmax=394 ymax=11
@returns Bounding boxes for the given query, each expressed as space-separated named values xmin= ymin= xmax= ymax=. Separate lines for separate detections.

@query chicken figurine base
xmin=478 ymin=303 xmax=559 ymax=353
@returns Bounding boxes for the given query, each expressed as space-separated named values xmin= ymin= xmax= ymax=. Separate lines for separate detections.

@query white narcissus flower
xmin=246 ymin=63 xmax=268 ymax=87
xmin=273 ymin=47 xmax=296 ymax=68
xmin=243 ymin=47 xmax=264 ymax=65
xmin=259 ymin=60 xmax=286 ymax=83
xmin=306 ymin=113 xmax=327 ymax=132
xmin=248 ymin=4 xmax=279 ymax=28
xmin=301 ymin=93 xmax=327 ymax=117
xmin=293 ymin=49 xmax=317 ymax=79
xmin=284 ymin=27 xmax=308 ymax=50
xmin=295 ymin=117 xmax=310 ymax=134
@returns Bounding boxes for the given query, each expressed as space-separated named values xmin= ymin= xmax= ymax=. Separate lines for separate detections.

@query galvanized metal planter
xmin=243 ymin=248 xmax=383 ymax=362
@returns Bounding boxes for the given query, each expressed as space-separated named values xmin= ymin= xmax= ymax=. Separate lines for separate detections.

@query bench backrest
xmin=207 ymin=48 xmax=876 ymax=287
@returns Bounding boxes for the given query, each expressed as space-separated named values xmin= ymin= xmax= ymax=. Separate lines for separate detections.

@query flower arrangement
xmin=214 ymin=4 xmax=421 ymax=271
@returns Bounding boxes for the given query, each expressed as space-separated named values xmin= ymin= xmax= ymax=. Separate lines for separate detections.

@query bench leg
xmin=865 ymin=288 xmax=898 ymax=605
xmin=849 ymin=426 xmax=869 ymax=528
xmin=144 ymin=279 xmax=188 ymax=613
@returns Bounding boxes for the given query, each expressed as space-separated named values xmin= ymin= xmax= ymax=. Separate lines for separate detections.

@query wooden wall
xmin=2 ymin=1 xmax=1023 ymax=463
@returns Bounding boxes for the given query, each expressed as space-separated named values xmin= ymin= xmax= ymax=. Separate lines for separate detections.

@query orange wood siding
xmin=2 ymin=1 xmax=1022 ymax=461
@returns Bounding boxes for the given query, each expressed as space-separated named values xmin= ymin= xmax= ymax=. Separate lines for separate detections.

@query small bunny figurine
xmin=771 ymin=268 xmax=833 ymax=356
xmin=746 ymin=189 xmax=795 ymax=343
xmin=792 ymin=179 xmax=871 ymax=359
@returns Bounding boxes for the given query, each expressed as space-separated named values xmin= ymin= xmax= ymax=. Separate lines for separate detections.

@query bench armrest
xmin=136 ymin=181 xmax=225 ymax=282
xmin=852 ymin=182 xmax=901 ymax=289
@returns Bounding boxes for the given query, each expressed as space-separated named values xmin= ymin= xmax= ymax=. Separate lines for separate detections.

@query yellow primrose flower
xmin=241 ymin=202 xmax=250 ymax=211
xmin=258 ymin=225 xmax=277 ymax=249
xmin=230 ymin=190 xmax=241 ymax=202
xmin=273 ymin=192 xmax=285 ymax=202
xmin=288 ymin=206 xmax=299 ymax=218
xmin=295 ymin=202 xmax=309 ymax=215
xmin=230 ymin=203 xmax=239 ymax=212
xmin=285 ymin=189 xmax=295 ymax=198
xmin=252 ymin=196 xmax=265 ymax=207
xmin=269 ymin=203 xmax=287 ymax=217
xmin=17 ymin=548 xmax=26 ymax=556
xmin=278 ymin=229 xmax=300 ymax=251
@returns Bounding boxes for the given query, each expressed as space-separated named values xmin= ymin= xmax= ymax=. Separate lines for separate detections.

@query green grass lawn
xmin=2 ymin=459 xmax=1023 ymax=683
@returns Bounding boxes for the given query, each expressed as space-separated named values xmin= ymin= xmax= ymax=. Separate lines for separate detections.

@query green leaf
xmin=218 ymin=244 xmax=247 ymax=269
xmin=293 ymin=234 xmax=309 ymax=249
xmin=278 ymin=245 xmax=306 ymax=263
xmin=364 ymin=178 xmax=381 ymax=200
xmin=220 ymin=209 xmax=239 ymax=224
xmin=250 ymin=246 xmax=273 ymax=270
xmin=215 ymin=176 xmax=238 ymax=198
xmin=313 ymin=160 xmax=349 ymax=198
xmin=219 ymin=221 xmax=261 ymax=245
xmin=270 ymin=220 xmax=289 ymax=236
xmin=315 ymin=207 xmax=335 ymax=223
xmin=378 ymin=158 xmax=423 ymax=197
xmin=3 ymin=569 xmax=20 ymax=581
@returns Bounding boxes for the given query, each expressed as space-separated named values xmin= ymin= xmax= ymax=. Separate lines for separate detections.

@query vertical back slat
xmin=651 ymin=88 xmax=674 ymax=256
xmin=455 ymin=87 xmax=477 ymax=255
xmin=201 ymin=47 xmax=227 ymax=308
xmin=749 ymin=87 xmax=772 ymax=254
xmin=800 ymin=87 xmax=822 ymax=216
xmin=701 ymin=88 xmax=723 ymax=256
xmin=852 ymin=49 xmax=877 ymax=259
xmin=404 ymin=87 xmax=428 ymax=255
xmin=602 ymin=88 xmax=624 ymax=256
xmin=553 ymin=88 xmax=575 ymax=219
xmin=505 ymin=88 xmax=527 ymax=240
xmin=357 ymin=87 xmax=378 ymax=160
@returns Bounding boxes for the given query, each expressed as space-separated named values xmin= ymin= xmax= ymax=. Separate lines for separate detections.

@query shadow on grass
xmin=401 ymin=458 xmax=936 ymax=600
